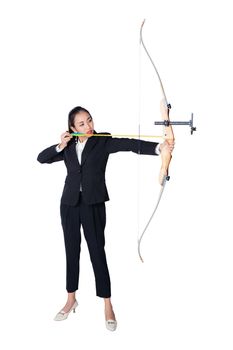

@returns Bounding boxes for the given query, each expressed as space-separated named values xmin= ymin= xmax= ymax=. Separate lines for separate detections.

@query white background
xmin=0 ymin=0 xmax=232 ymax=349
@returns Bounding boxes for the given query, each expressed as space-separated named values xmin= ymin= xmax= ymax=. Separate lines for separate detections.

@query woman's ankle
xmin=67 ymin=292 xmax=76 ymax=303
xmin=104 ymin=297 xmax=112 ymax=307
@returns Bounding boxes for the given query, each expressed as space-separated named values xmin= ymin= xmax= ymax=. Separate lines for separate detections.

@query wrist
xmin=155 ymin=143 xmax=161 ymax=155
xmin=58 ymin=143 xmax=66 ymax=150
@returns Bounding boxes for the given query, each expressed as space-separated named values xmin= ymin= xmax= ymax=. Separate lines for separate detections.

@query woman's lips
xmin=86 ymin=130 xmax=93 ymax=134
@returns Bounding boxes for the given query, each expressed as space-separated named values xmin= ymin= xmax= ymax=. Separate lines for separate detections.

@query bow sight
xmin=154 ymin=113 xmax=196 ymax=135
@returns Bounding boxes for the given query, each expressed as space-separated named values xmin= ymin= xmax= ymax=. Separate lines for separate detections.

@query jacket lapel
xmin=68 ymin=140 xmax=81 ymax=167
xmin=81 ymin=133 xmax=98 ymax=166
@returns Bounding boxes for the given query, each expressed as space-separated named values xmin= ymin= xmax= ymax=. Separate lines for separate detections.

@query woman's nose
xmin=86 ymin=122 xmax=92 ymax=129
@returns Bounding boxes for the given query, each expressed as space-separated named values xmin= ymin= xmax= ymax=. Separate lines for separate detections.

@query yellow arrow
xmin=71 ymin=133 xmax=163 ymax=138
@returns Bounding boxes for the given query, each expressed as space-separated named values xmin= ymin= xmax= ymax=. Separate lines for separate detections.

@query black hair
xmin=68 ymin=106 xmax=92 ymax=133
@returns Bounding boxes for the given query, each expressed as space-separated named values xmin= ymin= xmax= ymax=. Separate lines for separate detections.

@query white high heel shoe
xmin=54 ymin=300 xmax=78 ymax=321
xmin=105 ymin=319 xmax=117 ymax=331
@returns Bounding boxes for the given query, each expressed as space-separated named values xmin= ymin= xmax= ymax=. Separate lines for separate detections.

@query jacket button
xmin=78 ymin=169 xmax=81 ymax=174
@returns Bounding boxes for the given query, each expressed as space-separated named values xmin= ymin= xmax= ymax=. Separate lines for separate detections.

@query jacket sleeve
xmin=105 ymin=137 xmax=159 ymax=156
xmin=37 ymin=144 xmax=64 ymax=164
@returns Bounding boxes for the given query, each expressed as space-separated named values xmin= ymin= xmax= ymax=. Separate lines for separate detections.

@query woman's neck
xmin=78 ymin=136 xmax=88 ymax=143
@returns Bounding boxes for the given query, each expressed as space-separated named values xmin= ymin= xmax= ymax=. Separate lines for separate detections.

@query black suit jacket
xmin=37 ymin=132 xmax=159 ymax=206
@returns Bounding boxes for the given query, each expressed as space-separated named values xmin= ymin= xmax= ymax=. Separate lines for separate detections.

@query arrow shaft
xmin=71 ymin=133 xmax=163 ymax=138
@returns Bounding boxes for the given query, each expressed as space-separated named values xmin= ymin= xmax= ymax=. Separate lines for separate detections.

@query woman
xmin=37 ymin=106 xmax=174 ymax=331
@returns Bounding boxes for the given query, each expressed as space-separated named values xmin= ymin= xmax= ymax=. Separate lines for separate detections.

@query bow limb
xmin=140 ymin=19 xmax=174 ymax=185
xmin=137 ymin=102 xmax=174 ymax=263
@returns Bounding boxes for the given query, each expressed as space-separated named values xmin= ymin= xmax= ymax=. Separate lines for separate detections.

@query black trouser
xmin=60 ymin=193 xmax=111 ymax=298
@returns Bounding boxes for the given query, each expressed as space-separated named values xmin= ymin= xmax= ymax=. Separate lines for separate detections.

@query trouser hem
xmin=97 ymin=293 xmax=111 ymax=298
xmin=66 ymin=288 xmax=78 ymax=293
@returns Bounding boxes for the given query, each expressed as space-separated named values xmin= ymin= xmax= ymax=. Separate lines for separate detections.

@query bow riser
xmin=159 ymin=99 xmax=175 ymax=185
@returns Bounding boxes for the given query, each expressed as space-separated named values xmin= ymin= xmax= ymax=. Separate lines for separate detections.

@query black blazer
xmin=37 ymin=132 xmax=159 ymax=206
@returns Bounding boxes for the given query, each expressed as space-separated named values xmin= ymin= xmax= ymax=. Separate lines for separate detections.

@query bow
xmin=137 ymin=19 xmax=175 ymax=262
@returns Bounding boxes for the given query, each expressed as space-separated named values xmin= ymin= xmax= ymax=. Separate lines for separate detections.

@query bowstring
xmin=137 ymin=24 xmax=142 ymax=256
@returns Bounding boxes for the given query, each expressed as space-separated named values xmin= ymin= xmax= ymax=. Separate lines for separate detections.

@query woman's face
xmin=71 ymin=112 xmax=94 ymax=141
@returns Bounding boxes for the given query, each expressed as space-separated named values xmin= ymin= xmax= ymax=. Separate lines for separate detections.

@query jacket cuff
xmin=55 ymin=145 xmax=63 ymax=152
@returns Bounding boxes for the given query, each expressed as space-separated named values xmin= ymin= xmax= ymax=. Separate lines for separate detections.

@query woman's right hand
xmin=58 ymin=131 xmax=73 ymax=150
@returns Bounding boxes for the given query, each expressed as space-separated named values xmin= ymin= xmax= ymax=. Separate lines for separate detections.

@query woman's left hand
xmin=159 ymin=140 xmax=175 ymax=153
